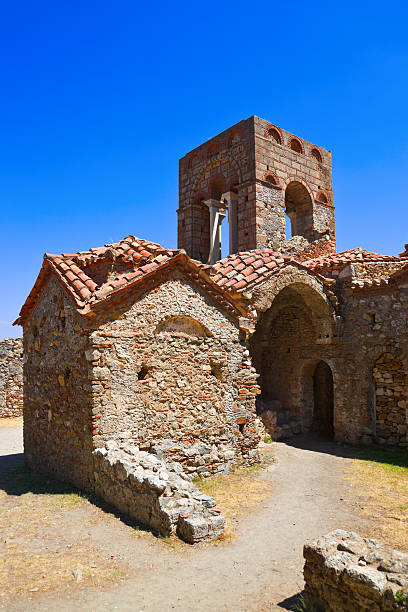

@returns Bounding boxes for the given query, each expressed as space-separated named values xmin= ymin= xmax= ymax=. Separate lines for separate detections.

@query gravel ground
xmin=0 ymin=421 xmax=358 ymax=611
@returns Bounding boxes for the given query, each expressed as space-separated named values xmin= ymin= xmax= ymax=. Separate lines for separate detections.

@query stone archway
xmin=249 ymin=271 xmax=336 ymax=439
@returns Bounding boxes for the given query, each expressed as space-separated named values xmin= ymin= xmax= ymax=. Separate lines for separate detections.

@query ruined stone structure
xmin=0 ymin=338 xmax=23 ymax=417
xmin=94 ymin=441 xmax=225 ymax=544
xmin=304 ymin=530 xmax=408 ymax=611
xmin=14 ymin=116 xmax=408 ymax=538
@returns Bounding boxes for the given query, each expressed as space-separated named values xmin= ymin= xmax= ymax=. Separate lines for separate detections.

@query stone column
xmin=203 ymin=199 xmax=226 ymax=264
xmin=222 ymin=191 xmax=238 ymax=255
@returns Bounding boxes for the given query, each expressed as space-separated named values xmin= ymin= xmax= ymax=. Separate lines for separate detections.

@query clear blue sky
xmin=1 ymin=0 xmax=407 ymax=339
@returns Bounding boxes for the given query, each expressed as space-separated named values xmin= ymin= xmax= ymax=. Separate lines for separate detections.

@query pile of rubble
xmin=93 ymin=440 xmax=225 ymax=544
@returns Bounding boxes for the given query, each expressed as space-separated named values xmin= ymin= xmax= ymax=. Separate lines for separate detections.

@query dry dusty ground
xmin=0 ymin=419 xmax=406 ymax=611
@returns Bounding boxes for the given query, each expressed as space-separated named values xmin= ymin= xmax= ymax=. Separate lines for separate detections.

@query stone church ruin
xmin=8 ymin=115 xmax=408 ymax=541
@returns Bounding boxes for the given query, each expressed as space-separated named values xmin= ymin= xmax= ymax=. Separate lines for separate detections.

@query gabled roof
xmin=304 ymin=247 xmax=407 ymax=272
xmin=15 ymin=236 xmax=245 ymax=326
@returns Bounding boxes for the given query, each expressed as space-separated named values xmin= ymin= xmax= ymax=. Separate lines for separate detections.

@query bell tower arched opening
xmin=285 ymin=181 xmax=314 ymax=242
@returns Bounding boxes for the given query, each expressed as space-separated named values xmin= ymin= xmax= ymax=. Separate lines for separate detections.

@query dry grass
xmin=0 ymin=466 xmax=129 ymax=602
xmin=193 ymin=447 xmax=274 ymax=541
xmin=347 ymin=445 xmax=408 ymax=552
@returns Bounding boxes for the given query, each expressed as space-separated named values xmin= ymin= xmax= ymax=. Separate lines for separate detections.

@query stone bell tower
xmin=177 ymin=116 xmax=335 ymax=264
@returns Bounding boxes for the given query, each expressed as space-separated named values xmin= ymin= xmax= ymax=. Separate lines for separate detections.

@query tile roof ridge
xmin=45 ymin=235 xmax=173 ymax=263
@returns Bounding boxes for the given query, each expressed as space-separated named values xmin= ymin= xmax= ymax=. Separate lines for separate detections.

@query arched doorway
xmin=249 ymin=278 xmax=335 ymax=439
xmin=312 ymin=361 xmax=334 ymax=438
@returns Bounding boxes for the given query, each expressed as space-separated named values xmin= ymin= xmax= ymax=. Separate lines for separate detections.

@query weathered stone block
xmin=304 ymin=530 xmax=408 ymax=611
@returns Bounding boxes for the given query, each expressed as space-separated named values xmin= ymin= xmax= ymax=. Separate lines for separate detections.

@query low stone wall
xmin=93 ymin=440 xmax=225 ymax=543
xmin=304 ymin=530 xmax=408 ymax=611
xmin=0 ymin=338 xmax=23 ymax=417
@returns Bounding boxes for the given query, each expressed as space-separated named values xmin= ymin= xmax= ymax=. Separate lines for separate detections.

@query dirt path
xmin=0 ymin=423 xmax=357 ymax=611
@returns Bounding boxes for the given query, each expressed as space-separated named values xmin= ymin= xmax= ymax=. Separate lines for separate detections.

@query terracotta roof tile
xmin=304 ymin=247 xmax=407 ymax=272
xmin=205 ymin=249 xmax=292 ymax=293
xmin=16 ymin=235 xmax=246 ymax=325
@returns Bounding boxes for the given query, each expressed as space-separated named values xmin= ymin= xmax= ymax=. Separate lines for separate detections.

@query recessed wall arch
xmin=265 ymin=125 xmax=283 ymax=144
xmin=250 ymin=266 xmax=337 ymax=340
xmin=310 ymin=147 xmax=322 ymax=163
xmin=191 ymin=157 xmax=243 ymax=203
xmin=315 ymin=191 xmax=329 ymax=205
xmin=155 ymin=315 xmax=213 ymax=338
xmin=289 ymin=138 xmax=304 ymax=154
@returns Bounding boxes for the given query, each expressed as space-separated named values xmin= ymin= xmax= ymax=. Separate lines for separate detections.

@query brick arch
xmin=288 ymin=137 xmax=304 ymax=154
xmin=264 ymin=124 xmax=283 ymax=144
xmin=190 ymin=157 xmax=243 ymax=203
xmin=282 ymin=176 xmax=314 ymax=201
xmin=310 ymin=146 xmax=323 ymax=163
xmin=263 ymin=171 xmax=280 ymax=187
xmin=155 ymin=315 xmax=212 ymax=338
xmin=315 ymin=190 xmax=329 ymax=205
xmin=250 ymin=265 xmax=337 ymax=340
xmin=248 ymin=269 xmax=338 ymax=439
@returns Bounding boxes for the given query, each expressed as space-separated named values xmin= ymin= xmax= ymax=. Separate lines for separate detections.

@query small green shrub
xmin=264 ymin=435 xmax=273 ymax=444
xmin=394 ymin=589 xmax=408 ymax=606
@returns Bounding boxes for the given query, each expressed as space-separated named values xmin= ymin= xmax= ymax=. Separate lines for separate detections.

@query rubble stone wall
xmin=93 ymin=441 xmax=225 ymax=543
xmin=0 ymin=337 xmax=23 ymax=417
xmin=374 ymin=353 xmax=407 ymax=446
xmin=338 ymin=284 xmax=408 ymax=446
xmin=23 ymin=276 xmax=93 ymax=489
xmin=304 ymin=530 xmax=408 ymax=611
xmin=89 ymin=274 xmax=260 ymax=477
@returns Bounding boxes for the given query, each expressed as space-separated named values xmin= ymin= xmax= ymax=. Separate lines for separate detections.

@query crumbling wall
xmin=93 ymin=441 xmax=225 ymax=543
xmin=89 ymin=274 xmax=260 ymax=477
xmin=0 ymin=338 xmax=23 ymax=417
xmin=304 ymin=530 xmax=408 ymax=611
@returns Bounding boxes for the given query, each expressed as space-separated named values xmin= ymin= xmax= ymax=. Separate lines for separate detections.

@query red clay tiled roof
xmin=304 ymin=247 xmax=407 ymax=272
xmin=202 ymin=249 xmax=334 ymax=295
xmin=47 ymin=235 xmax=178 ymax=308
xmin=15 ymin=236 xmax=245 ymax=325
xmin=203 ymin=249 xmax=290 ymax=293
